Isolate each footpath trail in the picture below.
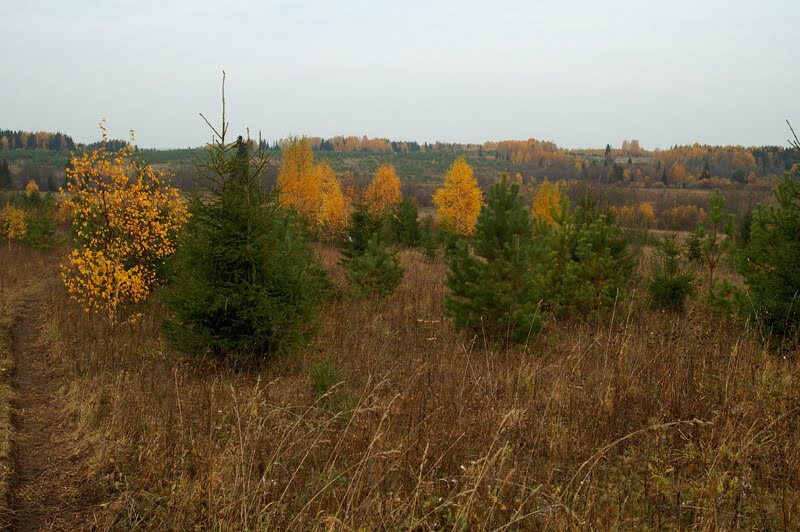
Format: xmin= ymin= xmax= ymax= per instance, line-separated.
xmin=8 ymin=297 xmax=91 ymax=531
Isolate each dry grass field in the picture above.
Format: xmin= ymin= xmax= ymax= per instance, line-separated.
xmin=0 ymin=242 xmax=797 ymax=529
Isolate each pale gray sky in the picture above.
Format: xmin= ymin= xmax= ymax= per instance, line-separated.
xmin=4 ymin=0 xmax=799 ymax=149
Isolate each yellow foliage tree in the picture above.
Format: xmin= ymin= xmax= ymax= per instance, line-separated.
xmin=364 ymin=164 xmax=402 ymax=216
xmin=278 ymin=138 xmax=349 ymax=234
xmin=0 ymin=204 xmax=27 ymax=248
xmin=315 ymin=161 xmax=349 ymax=234
xmin=432 ymin=156 xmax=483 ymax=235
xmin=60 ymin=132 xmax=187 ymax=323
xmin=277 ymin=137 xmax=319 ymax=222
xmin=25 ymin=180 xmax=39 ymax=196
xmin=638 ymin=201 xmax=655 ymax=227
xmin=532 ymin=179 xmax=563 ymax=225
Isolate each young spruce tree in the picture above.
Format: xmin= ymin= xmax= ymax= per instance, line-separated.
xmin=445 ymin=176 xmax=545 ymax=343
xmin=340 ymin=202 xmax=403 ymax=297
xmin=162 ymin=83 xmax=328 ymax=362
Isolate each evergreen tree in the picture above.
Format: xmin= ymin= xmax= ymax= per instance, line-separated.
xmin=420 ymin=215 xmax=438 ymax=261
xmin=646 ymin=234 xmax=696 ymax=311
xmin=340 ymin=202 xmax=386 ymax=261
xmin=700 ymin=161 xmax=711 ymax=180
xmin=340 ymin=202 xmax=402 ymax=297
xmin=738 ymin=173 xmax=800 ymax=344
xmin=162 ymin=93 xmax=328 ymax=362
xmin=534 ymin=197 xmax=635 ymax=318
xmin=0 ymin=159 xmax=11 ymax=189
xmin=389 ymin=197 xmax=420 ymax=246
xmin=345 ymin=238 xmax=404 ymax=297
xmin=445 ymin=177 xmax=545 ymax=343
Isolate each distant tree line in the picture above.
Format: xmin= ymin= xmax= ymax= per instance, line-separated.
xmin=0 ymin=129 xmax=76 ymax=151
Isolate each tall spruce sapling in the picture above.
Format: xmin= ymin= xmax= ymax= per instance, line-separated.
xmin=445 ymin=176 xmax=545 ymax=344
xmin=389 ymin=197 xmax=421 ymax=247
xmin=646 ymin=234 xmax=696 ymax=311
xmin=737 ymin=136 xmax=800 ymax=344
xmin=161 ymin=77 xmax=329 ymax=362
xmin=697 ymin=189 xmax=735 ymax=288
xmin=340 ymin=202 xmax=403 ymax=297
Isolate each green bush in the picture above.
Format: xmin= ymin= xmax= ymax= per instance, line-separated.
xmin=646 ymin=234 xmax=696 ymax=311
xmin=737 ymin=174 xmax=800 ymax=344
xmin=388 ymin=197 xmax=420 ymax=247
xmin=344 ymin=238 xmax=404 ymax=297
xmin=23 ymin=193 xmax=59 ymax=249
xmin=445 ymin=177 xmax=545 ymax=343
xmin=340 ymin=202 xmax=386 ymax=260
xmin=535 ymin=200 xmax=635 ymax=318
xmin=161 ymin=134 xmax=329 ymax=363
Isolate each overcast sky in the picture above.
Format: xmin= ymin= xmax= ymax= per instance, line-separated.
xmin=4 ymin=0 xmax=798 ymax=149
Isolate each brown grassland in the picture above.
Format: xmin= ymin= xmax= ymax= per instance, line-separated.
xmin=0 ymin=241 xmax=798 ymax=529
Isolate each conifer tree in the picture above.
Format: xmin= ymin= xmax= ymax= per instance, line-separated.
xmin=340 ymin=202 xmax=403 ymax=297
xmin=738 ymin=170 xmax=800 ymax=344
xmin=646 ymin=234 xmax=696 ymax=311
xmin=445 ymin=177 xmax=545 ymax=343
xmin=162 ymin=81 xmax=328 ymax=361
xmin=389 ymin=197 xmax=420 ymax=246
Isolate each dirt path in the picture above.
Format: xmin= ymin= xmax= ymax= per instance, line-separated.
xmin=8 ymin=299 xmax=90 ymax=531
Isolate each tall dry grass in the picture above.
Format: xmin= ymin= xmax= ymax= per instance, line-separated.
xmin=13 ymin=244 xmax=799 ymax=529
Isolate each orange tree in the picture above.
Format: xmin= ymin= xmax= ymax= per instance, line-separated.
xmin=60 ymin=131 xmax=187 ymax=323
xmin=531 ymin=179 xmax=564 ymax=225
xmin=432 ymin=156 xmax=483 ymax=236
xmin=278 ymin=138 xmax=348 ymax=235
xmin=364 ymin=164 xmax=402 ymax=216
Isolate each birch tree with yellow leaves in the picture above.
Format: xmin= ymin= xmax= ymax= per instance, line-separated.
xmin=432 ymin=156 xmax=483 ymax=236
xmin=0 ymin=204 xmax=27 ymax=249
xmin=278 ymin=137 xmax=349 ymax=234
xmin=60 ymin=128 xmax=187 ymax=323
xmin=364 ymin=164 xmax=402 ymax=216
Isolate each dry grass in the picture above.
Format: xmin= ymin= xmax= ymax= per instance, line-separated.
xmin=0 ymin=246 xmax=55 ymax=527
xmin=6 ymin=244 xmax=800 ymax=529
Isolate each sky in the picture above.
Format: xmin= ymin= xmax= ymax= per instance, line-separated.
xmin=3 ymin=0 xmax=799 ymax=150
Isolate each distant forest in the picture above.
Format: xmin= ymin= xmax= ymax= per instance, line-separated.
xmin=1 ymin=128 xmax=797 ymax=194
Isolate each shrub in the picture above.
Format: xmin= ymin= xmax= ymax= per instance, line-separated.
xmin=0 ymin=204 xmax=26 ymax=248
xmin=60 ymin=130 xmax=187 ymax=323
xmin=310 ymin=359 xmax=354 ymax=413
xmin=646 ymin=234 xmax=696 ymax=311
xmin=737 ymin=174 xmax=800 ymax=344
xmin=162 ymin=104 xmax=329 ymax=361
xmin=445 ymin=177 xmax=544 ymax=343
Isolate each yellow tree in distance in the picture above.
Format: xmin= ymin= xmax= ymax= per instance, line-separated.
xmin=364 ymin=164 xmax=402 ymax=216
xmin=278 ymin=137 xmax=348 ymax=234
xmin=0 ymin=204 xmax=27 ymax=249
xmin=25 ymin=180 xmax=39 ymax=196
xmin=277 ymin=137 xmax=318 ymax=222
xmin=432 ymin=156 xmax=483 ymax=235
xmin=315 ymin=161 xmax=349 ymax=233
xmin=60 ymin=127 xmax=188 ymax=323
xmin=532 ymin=179 xmax=564 ymax=225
